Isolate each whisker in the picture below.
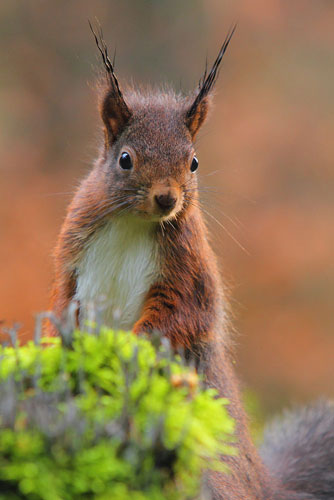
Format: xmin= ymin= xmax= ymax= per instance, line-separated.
xmin=118 ymin=188 xmax=141 ymax=193
xmin=159 ymin=220 xmax=165 ymax=236
xmin=188 ymin=201 xmax=250 ymax=256
xmin=89 ymin=198 xmax=135 ymax=224
xmin=199 ymin=199 xmax=243 ymax=231
xmin=39 ymin=191 xmax=76 ymax=198
xmin=193 ymin=192 xmax=245 ymax=230
xmin=200 ymin=169 xmax=221 ymax=178
xmin=184 ymin=179 xmax=257 ymax=205
xmin=166 ymin=219 xmax=175 ymax=229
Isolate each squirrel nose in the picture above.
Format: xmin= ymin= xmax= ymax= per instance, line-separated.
xmin=154 ymin=193 xmax=177 ymax=212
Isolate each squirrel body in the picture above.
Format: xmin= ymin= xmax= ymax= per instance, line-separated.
xmin=49 ymin=26 xmax=334 ymax=500
xmin=50 ymin=77 xmax=225 ymax=347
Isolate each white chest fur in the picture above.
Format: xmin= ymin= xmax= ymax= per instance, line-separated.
xmin=75 ymin=217 xmax=159 ymax=330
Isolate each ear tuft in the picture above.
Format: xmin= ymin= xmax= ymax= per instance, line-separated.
xmin=89 ymin=20 xmax=131 ymax=146
xmin=186 ymin=25 xmax=236 ymax=139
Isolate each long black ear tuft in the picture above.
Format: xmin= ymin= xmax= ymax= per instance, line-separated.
xmin=186 ymin=25 xmax=236 ymax=139
xmin=89 ymin=20 xmax=131 ymax=146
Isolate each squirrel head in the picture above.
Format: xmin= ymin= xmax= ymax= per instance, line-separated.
xmin=90 ymin=23 xmax=235 ymax=222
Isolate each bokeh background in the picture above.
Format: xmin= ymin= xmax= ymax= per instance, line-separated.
xmin=1 ymin=0 xmax=333 ymax=418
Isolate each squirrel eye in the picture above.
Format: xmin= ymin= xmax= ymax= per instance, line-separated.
xmin=190 ymin=156 xmax=199 ymax=173
xmin=119 ymin=152 xmax=133 ymax=170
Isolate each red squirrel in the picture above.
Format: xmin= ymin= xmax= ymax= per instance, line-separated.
xmin=49 ymin=25 xmax=334 ymax=500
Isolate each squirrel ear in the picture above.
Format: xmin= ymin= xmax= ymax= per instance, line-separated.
xmin=185 ymin=95 xmax=211 ymax=139
xmin=100 ymin=90 xmax=131 ymax=145
xmin=89 ymin=21 xmax=132 ymax=146
xmin=185 ymin=26 xmax=236 ymax=140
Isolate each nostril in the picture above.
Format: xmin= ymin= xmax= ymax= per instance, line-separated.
xmin=155 ymin=193 xmax=177 ymax=211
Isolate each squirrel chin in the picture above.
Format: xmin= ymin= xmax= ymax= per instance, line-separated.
xmin=131 ymin=209 xmax=181 ymax=223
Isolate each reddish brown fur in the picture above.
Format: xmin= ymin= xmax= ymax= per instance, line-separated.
xmin=48 ymin=34 xmax=316 ymax=500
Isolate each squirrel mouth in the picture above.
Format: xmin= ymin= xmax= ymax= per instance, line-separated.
xmin=143 ymin=207 xmax=181 ymax=223
xmin=133 ymin=203 xmax=182 ymax=223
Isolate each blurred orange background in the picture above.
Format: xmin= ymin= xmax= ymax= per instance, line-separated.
xmin=1 ymin=0 xmax=333 ymax=416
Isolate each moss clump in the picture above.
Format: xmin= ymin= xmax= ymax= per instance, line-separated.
xmin=0 ymin=327 xmax=235 ymax=499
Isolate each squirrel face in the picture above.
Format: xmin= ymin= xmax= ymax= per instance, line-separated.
xmin=100 ymin=92 xmax=200 ymax=222
xmin=89 ymin=23 xmax=235 ymax=225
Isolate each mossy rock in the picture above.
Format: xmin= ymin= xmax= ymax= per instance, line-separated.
xmin=0 ymin=326 xmax=235 ymax=499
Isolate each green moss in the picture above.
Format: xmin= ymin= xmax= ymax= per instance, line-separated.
xmin=0 ymin=327 xmax=235 ymax=499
